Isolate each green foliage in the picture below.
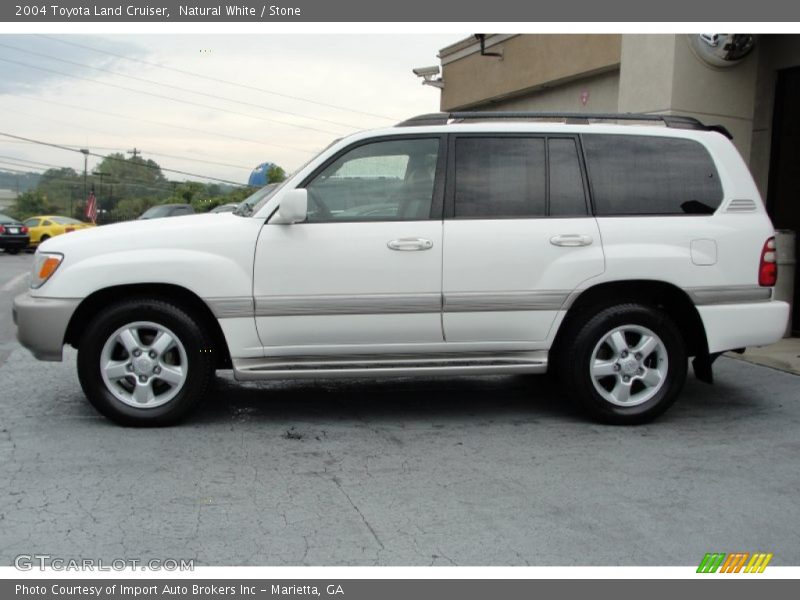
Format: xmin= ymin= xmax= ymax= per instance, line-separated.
xmin=0 ymin=170 xmax=40 ymax=193
xmin=267 ymin=165 xmax=286 ymax=183
xmin=9 ymin=189 xmax=60 ymax=220
xmin=8 ymin=153 xmax=287 ymax=223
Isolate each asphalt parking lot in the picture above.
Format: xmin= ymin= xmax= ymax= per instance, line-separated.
xmin=1 ymin=250 xmax=799 ymax=566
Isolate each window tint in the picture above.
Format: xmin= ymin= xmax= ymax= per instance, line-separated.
xmin=548 ymin=138 xmax=587 ymax=216
xmin=454 ymin=137 xmax=546 ymax=218
xmin=305 ymin=138 xmax=439 ymax=222
xmin=582 ymin=134 xmax=723 ymax=215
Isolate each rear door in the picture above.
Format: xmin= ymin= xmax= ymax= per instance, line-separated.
xmin=442 ymin=134 xmax=605 ymax=343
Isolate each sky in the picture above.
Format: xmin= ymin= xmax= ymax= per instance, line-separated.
xmin=0 ymin=33 xmax=462 ymax=187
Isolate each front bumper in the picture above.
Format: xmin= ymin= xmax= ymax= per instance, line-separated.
xmin=13 ymin=292 xmax=81 ymax=361
xmin=698 ymin=300 xmax=790 ymax=354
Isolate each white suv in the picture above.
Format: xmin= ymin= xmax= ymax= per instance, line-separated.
xmin=13 ymin=112 xmax=790 ymax=426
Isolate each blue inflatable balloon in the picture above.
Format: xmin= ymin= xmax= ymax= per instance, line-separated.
xmin=248 ymin=162 xmax=276 ymax=187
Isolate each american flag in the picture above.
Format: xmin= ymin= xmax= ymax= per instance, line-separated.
xmin=85 ymin=189 xmax=97 ymax=223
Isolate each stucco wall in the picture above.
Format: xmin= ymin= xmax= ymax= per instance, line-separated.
xmin=440 ymin=34 xmax=621 ymax=111
xmin=472 ymin=70 xmax=620 ymax=113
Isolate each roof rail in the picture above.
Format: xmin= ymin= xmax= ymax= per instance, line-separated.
xmin=396 ymin=111 xmax=733 ymax=139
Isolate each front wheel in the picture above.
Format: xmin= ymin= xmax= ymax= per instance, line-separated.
xmin=557 ymin=304 xmax=687 ymax=424
xmin=77 ymin=298 xmax=214 ymax=426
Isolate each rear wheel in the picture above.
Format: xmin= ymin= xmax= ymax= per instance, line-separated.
xmin=77 ymin=298 xmax=214 ymax=426
xmin=557 ymin=304 xmax=687 ymax=424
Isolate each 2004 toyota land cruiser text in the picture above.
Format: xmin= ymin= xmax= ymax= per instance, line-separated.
xmin=12 ymin=112 xmax=790 ymax=426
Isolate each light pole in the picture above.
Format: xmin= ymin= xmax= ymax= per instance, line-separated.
xmin=79 ymin=148 xmax=89 ymax=218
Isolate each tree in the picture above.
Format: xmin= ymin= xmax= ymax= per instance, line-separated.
xmin=11 ymin=190 xmax=59 ymax=219
xmin=91 ymin=153 xmax=170 ymax=207
xmin=267 ymin=165 xmax=286 ymax=183
xmin=35 ymin=168 xmax=82 ymax=215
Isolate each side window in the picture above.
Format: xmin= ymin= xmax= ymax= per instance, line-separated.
xmin=582 ymin=134 xmax=724 ymax=215
xmin=548 ymin=138 xmax=587 ymax=216
xmin=454 ymin=137 xmax=546 ymax=218
xmin=305 ymin=138 xmax=440 ymax=222
xmin=42 ymin=220 xmax=53 ymax=226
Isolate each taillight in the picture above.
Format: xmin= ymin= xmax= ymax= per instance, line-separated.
xmin=759 ymin=236 xmax=778 ymax=287
xmin=20 ymin=226 xmax=28 ymax=234
xmin=0 ymin=225 xmax=5 ymax=234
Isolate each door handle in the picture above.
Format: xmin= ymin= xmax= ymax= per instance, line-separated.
xmin=387 ymin=237 xmax=434 ymax=251
xmin=550 ymin=234 xmax=593 ymax=247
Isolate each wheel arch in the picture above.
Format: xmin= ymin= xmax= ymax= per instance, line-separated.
xmin=553 ymin=279 xmax=709 ymax=361
xmin=64 ymin=283 xmax=232 ymax=369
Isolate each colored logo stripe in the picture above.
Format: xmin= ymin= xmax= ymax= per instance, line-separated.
xmin=697 ymin=552 xmax=773 ymax=573
xmin=745 ymin=553 xmax=773 ymax=573
xmin=697 ymin=553 xmax=726 ymax=573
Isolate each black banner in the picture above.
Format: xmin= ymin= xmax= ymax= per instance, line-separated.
xmin=3 ymin=0 xmax=800 ymax=22
xmin=4 ymin=579 xmax=800 ymax=600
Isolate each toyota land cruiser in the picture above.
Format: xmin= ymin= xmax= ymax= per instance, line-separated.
xmin=13 ymin=112 xmax=790 ymax=426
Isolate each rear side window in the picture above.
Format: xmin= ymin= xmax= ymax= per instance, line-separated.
xmin=453 ymin=136 xmax=588 ymax=218
xmin=454 ymin=137 xmax=546 ymax=218
xmin=582 ymin=134 xmax=723 ymax=215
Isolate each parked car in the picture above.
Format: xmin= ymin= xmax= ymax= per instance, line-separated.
xmin=209 ymin=203 xmax=239 ymax=213
xmin=13 ymin=112 xmax=789 ymax=426
xmin=138 ymin=204 xmax=194 ymax=219
xmin=0 ymin=213 xmax=29 ymax=254
xmin=23 ymin=216 xmax=95 ymax=247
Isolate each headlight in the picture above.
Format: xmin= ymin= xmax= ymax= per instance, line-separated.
xmin=31 ymin=252 xmax=64 ymax=289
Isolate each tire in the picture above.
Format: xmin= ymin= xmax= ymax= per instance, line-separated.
xmin=557 ymin=303 xmax=687 ymax=425
xmin=39 ymin=235 xmax=50 ymax=243
xmin=77 ymin=298 xmax=214 ymax=426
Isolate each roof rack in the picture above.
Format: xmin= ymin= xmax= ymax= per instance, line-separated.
xmin=396 ymin=111 xmax=733 ymax=139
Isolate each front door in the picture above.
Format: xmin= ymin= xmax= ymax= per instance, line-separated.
xmin=253 ymin=136 xmax=445 ymax=354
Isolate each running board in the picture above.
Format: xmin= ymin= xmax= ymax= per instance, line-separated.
xmin=232 ymin=351 xmax=549 ymax=380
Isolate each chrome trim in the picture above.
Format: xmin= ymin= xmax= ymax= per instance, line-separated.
xmin=254 ymin=293 xmax=441 ymax=317
xmin=387 ymin=237 xmax=434 ymax=251
xmin=443 ymin=291 xmax=571 ymax=312
xmin=725 ymin=199 xmax=757 ymax=213
xmin=233 ymin=350 xmax=548 ymax=380
xmin=206 ymin=297 xmax=254 ymax=319
xmin=685 ymin=285 xmax=772 ymax=305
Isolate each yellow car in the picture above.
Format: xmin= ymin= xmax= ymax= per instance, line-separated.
xmin=23 ymin=216 xmax=95 ymax=247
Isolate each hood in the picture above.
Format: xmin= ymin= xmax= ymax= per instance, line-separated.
xmin=38 ymin=213 xmax=263 ymax=261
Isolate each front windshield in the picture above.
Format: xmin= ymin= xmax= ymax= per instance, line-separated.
xmin=52 ymin=216 xmax=82 ymax=225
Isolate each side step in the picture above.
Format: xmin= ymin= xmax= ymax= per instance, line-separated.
xmin=232 ymin=351 xmax=548 ymax=381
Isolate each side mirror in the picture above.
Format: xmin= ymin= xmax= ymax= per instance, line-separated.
xmin=271 ymin=189 xmax=308 ymax=224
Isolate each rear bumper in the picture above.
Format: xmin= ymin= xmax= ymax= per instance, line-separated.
xmin=698 ymin=300 xmax=790 ymax=354
xmin=1 ymin=236 xmax=30 ymax=248
xmin=13 ymin=292 xmax=81 ymax=361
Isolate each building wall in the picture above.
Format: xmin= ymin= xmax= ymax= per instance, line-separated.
xmin=474 ymin=70 xmax=620 ymax=113
xmin=440 ymin=34 xmax=621 ymax=111
xmin=619 ymin=34 xmax=759 ymax=163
